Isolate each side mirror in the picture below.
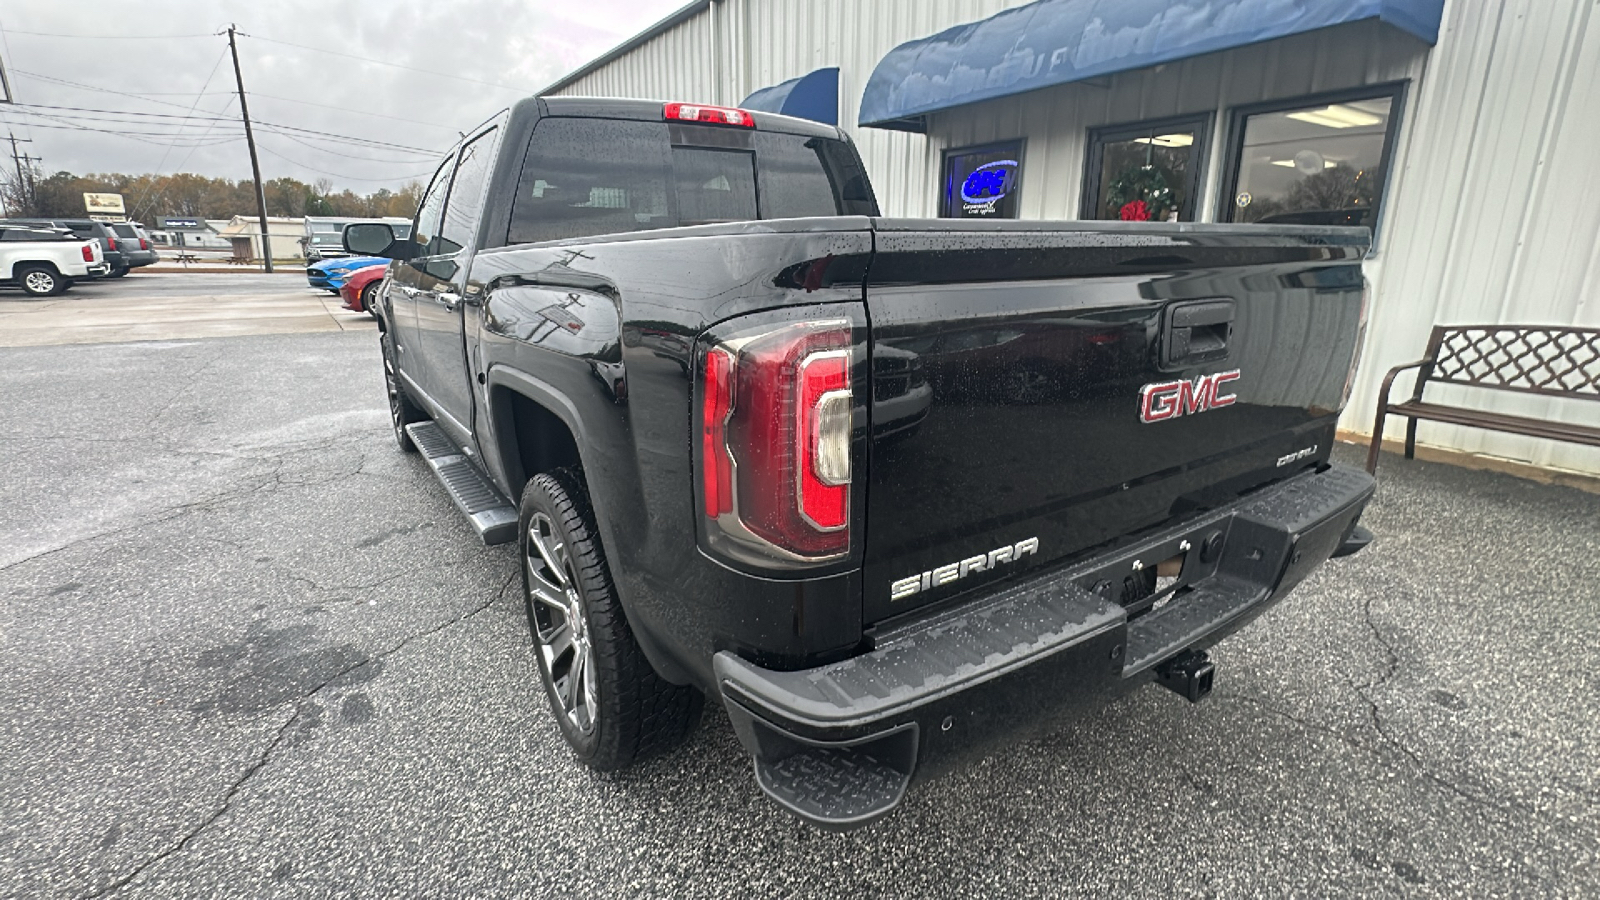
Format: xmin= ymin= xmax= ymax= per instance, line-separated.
xmin=343 ymin=222 xmax=420 ymax=259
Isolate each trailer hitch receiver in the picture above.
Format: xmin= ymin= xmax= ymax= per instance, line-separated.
xmin=1156 ymin=650 xmax=1215 ymax=703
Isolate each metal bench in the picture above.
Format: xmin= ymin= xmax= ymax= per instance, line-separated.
xmin=1366 ymin=325 xmax=1600 ymax=473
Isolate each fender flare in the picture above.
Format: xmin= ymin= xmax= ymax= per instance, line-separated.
xmin=483 ymin=364 xmax=693 ymax=686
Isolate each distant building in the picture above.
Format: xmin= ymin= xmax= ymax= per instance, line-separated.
xmin=152 ymin=217 xmax=230 ymax=250
xmin=215 ymin=216 xmax=305 ymax=261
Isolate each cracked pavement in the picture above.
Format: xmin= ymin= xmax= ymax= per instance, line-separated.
xmin=2 ymin=306 xmax=1598 ymax=897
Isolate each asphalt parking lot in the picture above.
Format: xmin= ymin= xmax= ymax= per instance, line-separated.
xmin=0 ymin=271 xmax=369 ymax=347
xmin=1 ymin=276 xmax=1597 ymax=898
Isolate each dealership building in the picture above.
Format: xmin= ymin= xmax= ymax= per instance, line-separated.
xmin=543 ymin=0 xmax=1599 ymax=476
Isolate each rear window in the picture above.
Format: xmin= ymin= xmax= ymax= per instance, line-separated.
xmin=507 ymin=117 xmax=878 ymax=246
xmin=111 ymin=224 xmax=137 ymax=238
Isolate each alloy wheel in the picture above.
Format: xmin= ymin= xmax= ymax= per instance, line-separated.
xmin=382 ymin=340 xmax=404 ymax=439
xmin=24 ymin=271 xmax=54 ymax=294
xmin=526 ymin=511 xmax=598 ymax=734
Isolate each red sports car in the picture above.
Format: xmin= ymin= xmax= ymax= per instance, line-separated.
xmin=338 ymin=263 xmax=388 ymax=318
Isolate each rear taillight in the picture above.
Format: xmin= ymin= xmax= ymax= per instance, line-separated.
xmin=139 ymin=238 xmax=149 ymax=251
xmin=665 ymin=101 xmax=756 ymax=128
xmin=698 ymin=315 xmax=858 ymax=567
xmin=81 ymin=244 xmax=93 ymax=262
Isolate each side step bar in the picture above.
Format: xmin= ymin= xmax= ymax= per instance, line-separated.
xmin=405 ymin=421 xmax=518 ymax=545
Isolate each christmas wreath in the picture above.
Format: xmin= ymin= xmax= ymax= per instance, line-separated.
xmin=1106 ymin=164 xmax=1175 ymax=222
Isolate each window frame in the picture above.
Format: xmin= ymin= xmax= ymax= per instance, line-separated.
xmin=436 ymin=125 xmax=500 ymax=258
xmin=938 ymin=138 xmax=1027 ymax=219
xmin=1215 ymin=80 xmax=1409 ymax=236
xmin=1079 ymin=111 xmax=1214 ymax=222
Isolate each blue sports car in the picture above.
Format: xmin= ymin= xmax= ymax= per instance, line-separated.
xmin=307 ymin=256 xmax=387 ymax=293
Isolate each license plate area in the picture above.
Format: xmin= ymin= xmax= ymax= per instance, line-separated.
xmin=1071 ymin=519 xmax=1235 ymax=621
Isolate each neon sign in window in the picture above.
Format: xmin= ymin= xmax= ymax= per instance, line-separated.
xmin=941 ymin=141 xmax=1023 ymax=218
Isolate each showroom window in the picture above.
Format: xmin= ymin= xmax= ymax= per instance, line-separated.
xmin=1221 ymin=83 xmax=1405 ymax=229
xmin=1081 ymin=114 xmax=1212 ymax=222
xmin=940 ymin=140 xmax=1024 ymax=218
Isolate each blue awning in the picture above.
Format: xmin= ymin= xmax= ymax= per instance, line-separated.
xmin=741 ymin=67 xmax=839 ymax=126
xmin=860 ymin=0 xmax=1444 ymax=130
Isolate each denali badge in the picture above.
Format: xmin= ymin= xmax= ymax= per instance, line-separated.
xmin=1277 ymin=444 xmax=1318 ymax=467
xmin=1139 ymin=370 xmax=1240 ymax=423
xmin=890 ymin=537 xmax=1039 ymax=601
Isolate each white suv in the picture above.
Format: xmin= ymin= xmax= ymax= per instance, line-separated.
xmin=0 ymin=224 xmax=106 ymax=296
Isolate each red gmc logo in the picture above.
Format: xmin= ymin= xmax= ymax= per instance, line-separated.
xmin=1139 ymin=370 xmax=1241 ymax=423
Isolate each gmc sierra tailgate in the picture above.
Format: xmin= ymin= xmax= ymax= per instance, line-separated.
xmin=861 ymin=220 xmax=1369 ymax=624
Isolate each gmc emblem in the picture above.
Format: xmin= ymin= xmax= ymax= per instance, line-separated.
xmin=1139 ymin=370 xmax=1240 ymax=423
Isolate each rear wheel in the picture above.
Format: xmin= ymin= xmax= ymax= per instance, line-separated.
xmin=17 ymin=265 xmax=65 ymax=297
xmin=107 ymin=266 xmax=129 ymax=278
xmin=519 ymin=469 xmax=702 ymax=771
xmin=380 ymin=331 xmax=424 ymax=452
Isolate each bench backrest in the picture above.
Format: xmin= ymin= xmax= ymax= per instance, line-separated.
xmin=1421 ymin=325 xmax=1600 ymax=401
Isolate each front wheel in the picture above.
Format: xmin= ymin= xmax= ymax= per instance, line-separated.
xmin=380 ymin=332 xmax=424 ymax=452
xmin=519 ymin=469 xmax=701 ymax=771
xmin=360 ymin=282 xmax=379 ymax=317
xmin=17 ymin=265 xmax=65 ymax=297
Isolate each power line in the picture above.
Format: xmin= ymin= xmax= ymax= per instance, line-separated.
xmin=131 ymin=45 xmax=233 ymax=222
xmin=3 ymin=30 xmax=216 ymax=39
xmin=0 ymin=119 xmax=239 ymax=143
xmin=252 ymin=121 xmax=438 ymax=155
xmin=246 ymin=92 xmax=457 ymax=130
xmin=14 ymin=68 xmax=240 ymax=115
xmin=254 ymin=141 xmax=433 ymax=183
xmin=262 ymin=130 xmax=439 ymax=165
xmin=12 ymin=71 xmax=441 ymax=154
xmin=236 ymin=32 xmax=533 ymax=95
xmin=8 ymin=102 xmax=241 ymax=124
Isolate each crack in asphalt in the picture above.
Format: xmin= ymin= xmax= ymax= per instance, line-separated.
xmin=1234 ymin=594 xmax=1529 ymax=822
xmin=146 ymin=349 xmax=227 ymax=427
xmin=78 ymin=571 xmax=517 ymax=899
xmin=1353 ymin=594 xmax=1527 ymax=816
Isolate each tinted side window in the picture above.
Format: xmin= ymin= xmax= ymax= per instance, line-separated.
xmin=438 ymin=128 xmax=497 ymax=255
xmin=414 ymin=154 xmax=456 ymax=255
xmin=753 ymin=133 xmax=863 ymax=219
xmin=508 ymin=118 xmax=671 ymax=246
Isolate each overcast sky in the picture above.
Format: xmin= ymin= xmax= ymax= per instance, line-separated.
xmin=0 ymin=0 xmax=686 ymax=192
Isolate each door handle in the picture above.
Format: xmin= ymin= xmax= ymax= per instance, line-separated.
xmin=1162 ymin=299 xmax=1234 ymax=368
xmin=437 ymin=291 xmax=462 ymax=311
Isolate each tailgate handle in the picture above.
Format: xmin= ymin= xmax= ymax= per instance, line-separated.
xmin=1163 ymin=300 xmax=1234 ymax=368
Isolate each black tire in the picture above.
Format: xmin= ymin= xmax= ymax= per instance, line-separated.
xmin=107 ymin=266 xmax=130 ymax=278
xmin=17 ymin=264 xmax=66 ymax=297
xmin=519 ymin=469 xmax=702 ymax=771
xmin=360 ymin=282 xmax=379 ymax=317
xmin=381 ymin=331 xmax=425 ymax=452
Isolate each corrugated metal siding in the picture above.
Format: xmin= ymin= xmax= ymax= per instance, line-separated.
xmin=548 ymin=0 xmax=1041 ymax=219
xmin=549 ymin=0 xmax=1600 ymax=474
xmin=1346 ymin=0 xmax=1600 ymax=474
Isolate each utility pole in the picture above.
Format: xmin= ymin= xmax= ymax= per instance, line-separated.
xmin=7 ymin=132 xmax=33 ymax=216
xmin=227 ymin=25 xmax=273 ymax=272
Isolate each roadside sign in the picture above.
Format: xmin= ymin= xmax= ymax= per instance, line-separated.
xmin=84 ymin=192 xmax=126 ymax=215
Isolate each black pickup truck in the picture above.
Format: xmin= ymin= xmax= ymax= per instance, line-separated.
xmin=343 ymin=96 xmax=1375 ymax=830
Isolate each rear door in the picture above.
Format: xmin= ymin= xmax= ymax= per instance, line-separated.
xmin=412 ymin=124 xmax=500 ymax=445
xmin=860 ymin=223 xmax=1367 ymax=623
xmin=388 ymin=151 xmax=455 ymax=403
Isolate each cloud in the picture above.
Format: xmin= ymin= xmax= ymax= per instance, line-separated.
xmin=0 ymin=0 xmax=685 ymax=196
